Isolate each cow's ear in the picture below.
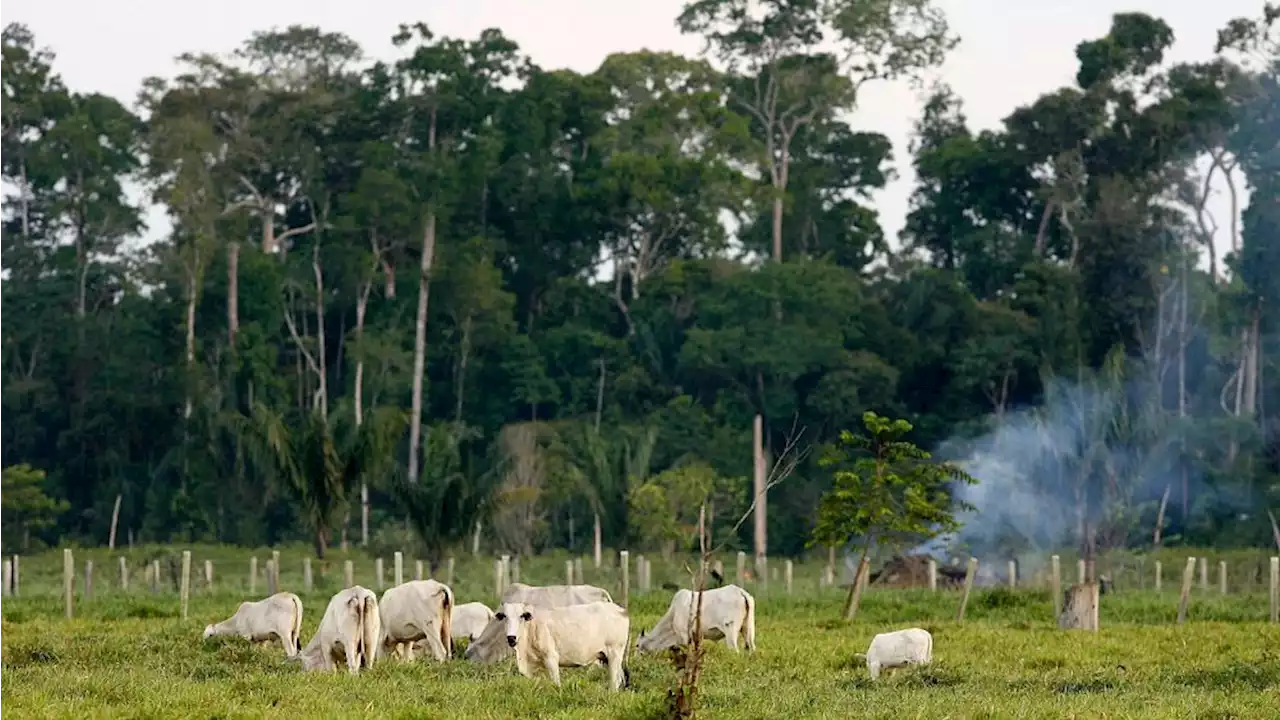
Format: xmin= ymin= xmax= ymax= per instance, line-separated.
xmin=520 ymin=611 xmax=532 ymax=621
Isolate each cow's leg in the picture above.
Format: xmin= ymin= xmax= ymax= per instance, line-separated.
xmin=404 ymin=641 xmax=415 ymax=662
xmin=420 ymin=629 xmax=448 ymax=662
xmin=543 ymin=652 xmax=561 ymax=687
xmin=345 ymin=642 xmax=361 ymax=675
xmin=606 ymin=648 xmax=624 ymax=690
xmin=723 ymin=623 xmax=739 ymax=651
xmin=514 ymin=649 xmax=535 ymax=679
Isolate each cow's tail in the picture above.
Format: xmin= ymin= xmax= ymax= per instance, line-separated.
xmin=290 ymin=593 xmax=304 ymax=655
xmin=360 ymin=593 xmax=381 ymax=669
xmin=439 ymin=584 xmax=454 ymax=657
xmin=741 ymin=587 xmax=756 ymax=651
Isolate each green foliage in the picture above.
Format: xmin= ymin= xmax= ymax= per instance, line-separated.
xmin=388 ymin=422 xmax=500 ymax=566
xmin=812 ymin=411 xmax=977 ymax=551
xmin=2 ymin=6 xmax=1278 ymax=558
xmin=1 ymin=464 xmax=69 ymax=551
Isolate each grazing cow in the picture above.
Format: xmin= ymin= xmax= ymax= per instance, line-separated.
xmin=379 ymin=580 xmax=454 ymax=662
xmin=202 ymin=592 xmax=303 ymax=657
xmin=296 ymin=586 xmax=381 ymax=674
xmin=861 ymin=627 xmax=933 ymax=680
xmin=636 ymin=584 xmax=756 ymax=653
xmin=500 ymin=582 xmax=613 ymax=607
xmin=493 ymin=601 xmax=631 ymax=690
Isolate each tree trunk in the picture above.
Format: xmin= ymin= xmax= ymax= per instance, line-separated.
xmin=752 ymin=414 xmax=768 ymax=568
xmin=454 ymin=316 xmax=472 ymax=423
xmin=227 ymin=240 xmax=240 ymax=346
xmin=184 ymin=269 xmax=198 ymax=420
xmin=312 ymin=245 xmax=328 ymax=421
xmin=355 ymin=277 xmax=372 ymax=546
xmin=315 ymin=526 xmax=329 ymax=560
xmin=842 ymin=548 xmax=871 ymax=621
xmin=1058 ymin=583 xmax=1099 ymax=630
xmin=406 ymin=206 xmax=437 ymax=484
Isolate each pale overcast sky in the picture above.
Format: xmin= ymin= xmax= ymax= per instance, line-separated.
xmin=2 ymin=0 xmax=1256 ymax=264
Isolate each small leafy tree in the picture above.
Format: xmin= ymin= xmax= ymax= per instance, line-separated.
xmin=388 ymin=422 xmax=501 ymax=570
xmin=812 ymin=411 xmax=977 ymax=620
xmin=1 ymin=464 xmax=69 ymax=551
xmin=230 ymin=403 xmax=406 ymax=558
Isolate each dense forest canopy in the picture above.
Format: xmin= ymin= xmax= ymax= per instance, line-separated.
xmin=3 ymin=1 xmax=1278 ymax=562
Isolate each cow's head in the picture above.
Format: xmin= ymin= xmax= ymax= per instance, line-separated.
xmin=464 ymin=617 xmax=513 ymax=663
xmin=202 ymin=624 xmax=215 ymax=639
xmin=495 ymin=602 xmax=533 ymax=648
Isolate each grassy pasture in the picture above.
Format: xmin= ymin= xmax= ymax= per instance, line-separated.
xmin=2 ymin=546 xmax=1278 ymax=719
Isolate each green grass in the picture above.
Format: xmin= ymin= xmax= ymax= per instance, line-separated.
xmin=3 ymin=546 xmax=1279 ymax=718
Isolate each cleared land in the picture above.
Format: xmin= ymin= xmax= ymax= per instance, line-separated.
xmin=2 ymin=547 xmax=1278 ymax=719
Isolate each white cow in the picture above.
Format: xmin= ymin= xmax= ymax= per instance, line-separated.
xmin=297 ymin=586 xmax=381 ymax=674
xmin=451 ymin=602 xmax=496 ymax=643
xmin=202 ymin=592 xmax=303 ymax=657
xmin=861 ymin=627 xmax=933 ymax=680
xmin=494 ymin=601 xmax=631 ymax=690
xmin=465 ymin=584 xmax=614 ymax=664
xmin=500 ymin=582 xmax=613 ymax=607
xmin=379 ymin=580 xmax=454 ymax=662
xmin=636 ymin=584 xmax=756 ymax=653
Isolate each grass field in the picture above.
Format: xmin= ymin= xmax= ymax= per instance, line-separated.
xmin=3 ymin=546 xmax=1279 ymax=719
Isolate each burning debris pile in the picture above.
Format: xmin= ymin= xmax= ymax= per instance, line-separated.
xmin=869 ymin=555 xmax=968 ymax=589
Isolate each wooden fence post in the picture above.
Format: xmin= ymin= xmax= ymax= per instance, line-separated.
xmin=303 ymin=558 xmax=313 ymax=592
xmin=956 ymin=557 xmax=978 ymax=622
xmin=119 ymin=556 xmax=129 ymax=591
xmin=344 ymin=560 xmax=354 ymax=589
xmin=84 ymin=559 xmax=94 ymax=600
xmin=573 ymin=557 xmax=583 ymax=586
xmin=394 ymin=551 xmax=403 ymax=586
xmin=1198 ymin=557 xmax=1208 ymax=590
xmin=500 ymin=555 xmax=510 ymax=592
xmin=415 ymin=560 xmax=424 ymax=582
xmin=566 ymin=560 xmax=574 ymax=586
xmin=266 ymin=559 xmax=277 ymax=595
xmin=785 ymin=559 xmax=794 ymax=594
xmin=204 ymin=560 xmax=213 ymax=591
xmin=494 ymin=559 xmax=504 ymax=599
xmin=272 ymin=551 xmax=281 ymax=590
xmin=927 ymin=558 xmax=937 ymax=592
xmin=1051 ymin=555 xmax=1062 ymax=619
xmin=736 ymin=551 xmax=746 ymax=584
xmin=1155 ymin=560 xmax=1162 ymax=591
xmin=63 ymin=549 xmax=74 ymax=618
xmin=250 ymin=557 xmax=258 ymax=595
xmin=1177 ymin=557 xmax=1196 ymax=625
xmin=512 ymin=556 xmax=522 ymax=584
xmin=446 ymin=557 xmax=455 ymax=587
xmin=180 ymin=550 xmax=191 ymax=621
xmin=620 ymin=550 xmax=630 ymax=608
xmin=1008 ymin=560 xmax=1017 ymax=588
xmin=1218 ymin=561 xmax=1227 ymax=595
xmin=1269 ymin=557 xmax=1278 ymax=623
xmin=375 ymin=558 xmax=384 ymax=590
xmin=151 ymin=560 xmax=160 ymax=593
xmin=2 ymin=559 xmax=10 ymax=597
xmin=11 ymin=555 xmax=19 ymax=596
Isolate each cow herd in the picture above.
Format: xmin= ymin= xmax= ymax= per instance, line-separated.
xmin=201 ymin=579 xmax=934 ymax=687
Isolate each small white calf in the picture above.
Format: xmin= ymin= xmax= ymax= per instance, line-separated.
xmin=862 ymin=627 xmax=933 ymax=680
xmin=203 ymin=592 xmax=303 ymax=657
xmin=379 ymin=580 xmax=454 ymax=662
xmin=636 ymin=584 xmax=756 ymax=653
xmin=298 ymin=586 xmax=381 ymax=674
xmin=495 ymin=601 xmax=631 ymax=690
xmin=500 ymin=582 xmax=613 ymax=607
